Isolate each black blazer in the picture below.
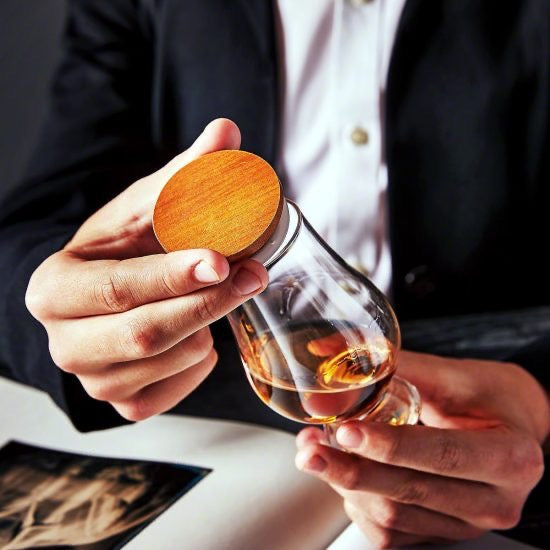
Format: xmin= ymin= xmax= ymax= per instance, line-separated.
xmin=0 ymin=0 xmax=549 ymax=432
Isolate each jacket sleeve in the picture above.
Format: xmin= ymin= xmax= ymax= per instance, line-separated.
xmin=0 ymin=1 xmax=158 ymax=431
xmin=506 ymin=337 xmax=550 ymax=391
xmin=401 ymin=306 xmax=550 ymax=391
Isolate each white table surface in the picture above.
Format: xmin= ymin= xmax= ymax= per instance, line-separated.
xmin=0 ymin=377 xmax=540 ymax=549
xmin=0 ymin=377 xmax=348 ymax=549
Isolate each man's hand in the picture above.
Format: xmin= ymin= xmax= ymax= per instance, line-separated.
xmin=25 ymin=119 xmax=268 ymax=421
xmin=295 ymin=351 xmax=549 ymax=548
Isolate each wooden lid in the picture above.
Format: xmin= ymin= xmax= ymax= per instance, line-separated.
xmin=153 ymin=150 xmax=283 ymax=261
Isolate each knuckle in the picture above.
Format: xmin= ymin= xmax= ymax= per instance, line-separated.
xmin=208 ymin=347 xmax=219 ymax=366
xmin=197 ymin=327 xmax=214 ymax=352
xmin=343 ymin=499 xmax=357 ymax=521
xmin=121 ymin=318 xmax=163 ymax=358
xmin=25 ymin=261 xmax=58 ymax=319
xmin=98 ymin=270 xmax=133 ymax=313
xmin=186 ymin=328 xmax=215 ymax=363
xmin=374 ymin=529 xmax=398 ymax=550
xmin=192 ymin=293 xmax=219 ymax=326
xmin=494 ymin=431 xmax=545 ymax=487
xmin=511 ymin=437 xmax=545 ymax=485
xmin=528 ymin=446 xmax=545 ymax=485
xmin=25 ymin=281 xmax=48 ymax=319
xmin=200 ymin=348 xmax=219 ymax=373
xmin=82 ymin=380 xmax=116 ymax=402
xmin=115 ymin=394 xmax=151 ymax=422
xmin=344 ymin=499 xmax=398 ymax=548
xmin=481 ymin=505 xmax=522 ymax=530
xmin=338 ymin=458 xmax=362 ymax=491
xmin=157 ymin=263 xmax=181 ymax=298
xmin=433 ymin=435 xmax=462 ymax=473
xmin=395 ymin=478 xmax=430 ymax=505
xmin=499 ymin=506 xmax=522 ymax=530
xmin=375 ymin=427 xmax=402 ymax=464
xmin=374 ymin=500 xmax=401 ymax=530
xmin=343 ymin=500 xmax=369 ymax=531
xmin=476 ymin=494 xmax=522 ymax=530
xmin=48 ymin=341 xmax=80 ymax=374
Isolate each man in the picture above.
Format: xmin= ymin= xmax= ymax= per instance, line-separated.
xmin=1 ymin=1 xmax=548 ymax=546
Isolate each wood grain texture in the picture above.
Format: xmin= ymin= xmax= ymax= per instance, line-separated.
xmin=153 ymin=150 xmax=283 ymax=261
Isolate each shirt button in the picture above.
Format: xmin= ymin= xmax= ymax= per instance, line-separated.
xmin=403 ymin=265 xmax=436 ymax=298
xmin=350 ymin=127 xmax=369 ymax=146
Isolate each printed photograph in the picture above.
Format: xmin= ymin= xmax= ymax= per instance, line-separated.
xmin=0 ymin=441 xmax=211 ymax=549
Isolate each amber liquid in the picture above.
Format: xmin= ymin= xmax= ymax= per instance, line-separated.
xmin=236 ymin=319 xmax=396 ymax=424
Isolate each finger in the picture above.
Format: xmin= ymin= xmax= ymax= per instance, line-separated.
xmin=335 ymin=421 xmax=539 ymax=486
xmin=158 ymin=118 xmax=241 ymax=181
xmin=343 ymin=500 xmax=438 ymax=549
xmin=296 ymin=427 xmax=325 ymax=449
xmin=48 ymin=260 xmax=267 ymax=371
xmin=112 ymin=347 xmax=218 ymax=421
xmin=295 ymin=443 xmax=521 ymax=530
xmin=79 ymin=328 xmax=213 ymax=402
xmin=306 ymin=332 xmax=347 ymax=357
xmin=343 ymin=494 xmax=485 ymax=541
xmin=37 ymin=249 xmax=230 ymax=318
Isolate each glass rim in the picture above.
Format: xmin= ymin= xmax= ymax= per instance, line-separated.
xmin=263 ymin=200 xmax=303 ymax=269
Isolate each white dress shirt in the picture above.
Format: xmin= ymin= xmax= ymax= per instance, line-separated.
xmin=275 ymin=0 xmax=406 ymax=294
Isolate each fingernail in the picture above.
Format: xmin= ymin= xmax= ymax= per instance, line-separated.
xmin=233 ymin=267 xmax=263 ymax=296
xmin=297 ymin=453 xmax=327 ymax=474
xmin=194 ymin=261 xmax=220 ymax=283
xmin=336 ymin=425 xmax=363 ymax=448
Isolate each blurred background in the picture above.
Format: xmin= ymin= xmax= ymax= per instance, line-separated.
xmin=0 ymin=0 xmax=65 ymax=200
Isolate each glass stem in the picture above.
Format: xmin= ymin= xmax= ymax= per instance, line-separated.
xmin=322 ymin=377 xmax=421 ymax=449
xmin=323 ymin=422 xmax=345 ymax=450
xmin=366 ymin=377 xmax=421 ymax=426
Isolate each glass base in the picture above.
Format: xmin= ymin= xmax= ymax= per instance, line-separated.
xmin=363 ymin=376 xmax=421 ymax=426
xmin=324 ymin=376 xmax=421 ymax=447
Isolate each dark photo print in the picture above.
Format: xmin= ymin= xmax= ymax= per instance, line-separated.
xmin=0 ymin=441 xmax=211 ymax=549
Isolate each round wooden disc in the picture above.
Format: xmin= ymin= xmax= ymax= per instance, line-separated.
xmin=153 ymin=150 xmax=283 ymax=261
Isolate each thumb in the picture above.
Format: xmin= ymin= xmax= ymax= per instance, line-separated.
xmin=396 ymin=351 xmax=521 ymax=431
xmin=110 ymin=117 xmax=241 ymax=207
xmin=159 ymin=118 xmax=241 ymax=181
xmin=127 ymin=117 xmax=241 ymax=208
xmin=68 ymin=119 xmax=241 ymax=255
xmin=397 ymin=350 xmax=477 ymax=411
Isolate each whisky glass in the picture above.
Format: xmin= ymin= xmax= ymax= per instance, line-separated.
xmin=227 ymin=201 xmax=420 ymax=446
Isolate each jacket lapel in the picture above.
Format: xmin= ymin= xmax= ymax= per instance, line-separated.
xmin=158 ymin=0 xmax=278 ymax=165
xmin=385 ymin=0 xmax=444 ymax=313
xmin=235 ymin=0 xmax=279 ymax=163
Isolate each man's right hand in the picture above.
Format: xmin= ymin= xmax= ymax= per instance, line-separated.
xmin=25 ymin=119 xmax=268 ymax=421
